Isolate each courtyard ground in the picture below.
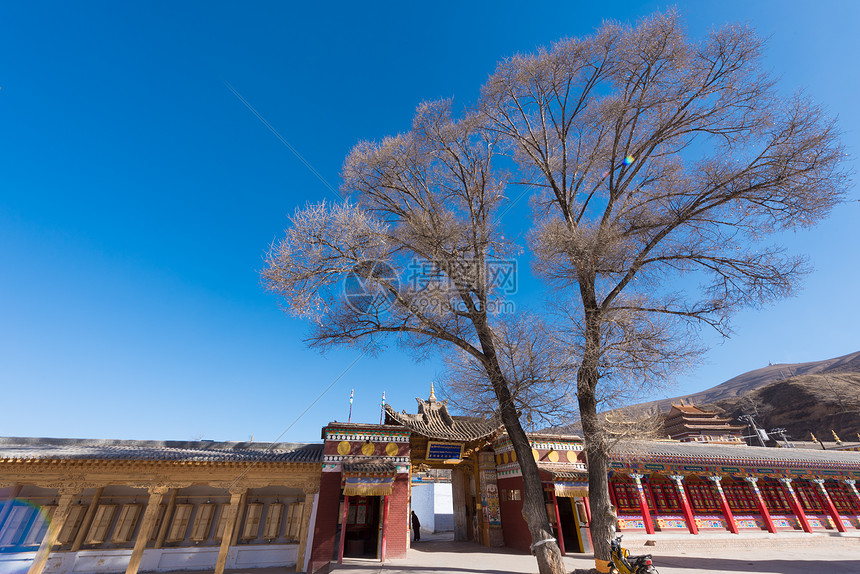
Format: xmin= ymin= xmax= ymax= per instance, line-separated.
xmin=321 ymin=530 xmax=860 ymax=574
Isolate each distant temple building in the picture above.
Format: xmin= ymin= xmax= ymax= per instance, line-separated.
xmin=662 ymin=402 xmax=746 ymax=444
xmin=2 ymin=386 xmax=860 ymax=574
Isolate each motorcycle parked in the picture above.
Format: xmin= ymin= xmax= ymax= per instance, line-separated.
xmin=608 ymin=535 xmax=659 ymax=574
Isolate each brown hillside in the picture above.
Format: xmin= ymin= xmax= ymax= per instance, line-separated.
xmin=704 ymin=373 xmax=860 ymax=441
xmin=633 ymin=350 xmax=860 ymax=415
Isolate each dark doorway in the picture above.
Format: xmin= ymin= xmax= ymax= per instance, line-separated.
xmin=557 ymin=497 xmax=582 ymax=553
xmin=342 ymin=496 xmax=381 ymax=558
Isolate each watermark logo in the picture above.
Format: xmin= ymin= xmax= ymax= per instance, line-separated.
xmin=343 ymin=260 xmax=400 ymax=313
xmin=342 ymin=258 xmax=518 ymax=315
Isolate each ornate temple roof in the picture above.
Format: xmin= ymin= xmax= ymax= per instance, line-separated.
xmin=666 ymin=402 xmax=721 ymax=416
xmin=384 ymin=384 xmax=503 ymax=442
xmin=0 ymin=437 xmax=324 ymax=464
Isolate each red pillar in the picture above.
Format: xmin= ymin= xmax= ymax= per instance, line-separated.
xmin=708 ymin=476 xmax=738 ymax=534
xmin=744 ymin=477 xmax=776 ymax=533
xmin=380 ymin=495 xmax=390 ymax=562
xmin=338 ymin=495 xmax=350 ymax=563
xmin=582 ymin=495 xmax=592 ymax=523
xmin=630 ymin=474 xmax=654 ymax=534
xmin=813 ymin=479 xmax=846 ymax=533
xmin=551 ymin=491 xmax=566 ymax=556
xmin=780 ymin=478 xmax=812 ymax=533
xmin=669 ymin=475 xmax=698 ymax=535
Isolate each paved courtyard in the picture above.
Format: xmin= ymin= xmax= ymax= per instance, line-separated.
xmin=324 ymin=531 xmax=860 ymax=574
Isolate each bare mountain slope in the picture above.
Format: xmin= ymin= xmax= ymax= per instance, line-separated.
xmin=635 ymin=350 xmax=860 ymax=415
xmin=706 ymin=372 xmax=860 ymax=440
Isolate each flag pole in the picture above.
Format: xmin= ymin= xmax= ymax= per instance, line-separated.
xmin=380 ymin=391 xmax=386 ymax=425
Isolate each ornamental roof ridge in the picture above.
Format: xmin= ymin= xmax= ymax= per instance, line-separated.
xmin=0 ymin=436 xmax=324 ymax=464
xmin=611 ymin=440 xmax=860 ymax=468
xmin=383 ymin=401 xmax=502 ymax=442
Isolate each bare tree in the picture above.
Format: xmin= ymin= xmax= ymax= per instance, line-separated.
xmin=480 ymin=10 xmax=846 ymax=565
xmin=439 ymin=315 xmax=576 ymax=431
xmin=262 ymin=101 xmax=567 ymax=573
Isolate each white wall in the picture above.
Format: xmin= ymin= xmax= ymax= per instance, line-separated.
xmin=432 ymin=483 xmax=453 ymax=532
xmin=411 ymin=483 xmax=435 ymax=533
xmin=410 ymin=482 xmax=453 ymax=534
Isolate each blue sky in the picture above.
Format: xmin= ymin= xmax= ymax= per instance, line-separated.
xmin=1 ymin=1 xmax=857 ymax=443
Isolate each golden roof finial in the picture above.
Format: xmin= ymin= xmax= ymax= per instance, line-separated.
xmin=429 ymin=381 xmax=437 ymax=402
xmin=810 ymin=432 xmax=819 ymax=443
xmin=832 ymin=430 xmax=842 ymax=444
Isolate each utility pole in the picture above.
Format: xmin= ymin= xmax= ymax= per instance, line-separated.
xmin=769 ymin=427 xmax=793 ymax=448
xmin=739 ymin=413 xmax=769 ymax=447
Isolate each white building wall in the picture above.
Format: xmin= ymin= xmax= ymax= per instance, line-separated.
xmin=410 ymin=483 xmax=435 ymax=534
xmin=432 ymin=482 xmax=453 ymax=532
xmin=410 ymin=482 xmax=454 ymax=534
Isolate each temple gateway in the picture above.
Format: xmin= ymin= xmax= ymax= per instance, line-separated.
xmin=2 ymin=387 xmax=859 ymax=574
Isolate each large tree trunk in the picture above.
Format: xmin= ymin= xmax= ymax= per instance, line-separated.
xmin=578 ymin=297 xmax=613 ymax=571
xmin=477 ymin=327 xmax=566 ymax=574
xmin=578 ymin=370 xmax=613 ymax=569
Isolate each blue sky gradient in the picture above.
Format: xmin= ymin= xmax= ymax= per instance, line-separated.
xmin=1 ymin=1 xmax=857 ymax=443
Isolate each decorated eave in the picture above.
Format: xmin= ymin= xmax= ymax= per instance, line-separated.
xmin=537 ymin=463 xmax=588 ymax=482
xmin=342 ymin=459 xmax=397 ymax=475
xmin=0 ymin=436 xmax=324 ymax=465
xmin=322 ymin=423 xmax=411 ymax=442
xmin=383 ymin=387 xmax=503 ymax=443
xmin=609 ymin=440 xmax=860 ymax=478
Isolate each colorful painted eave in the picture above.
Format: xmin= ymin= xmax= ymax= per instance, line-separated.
xmin=609 ymin=440 xmax=860 ymax=478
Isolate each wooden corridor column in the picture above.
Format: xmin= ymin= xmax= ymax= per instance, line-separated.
xmin=743 ymin=477 xmax=776 ymax=533
xmin=779 ymin=478 xmax=812 ymax=533
xmin=551 ymin=491 xmax=565 ymax=556
xmin=629 ymin=474 xmax=654 ymax=534
xmin=295 ymin=484 xmax=317 ymax=573
xmin=27 ymin=488 xmax=78 ymax=574
xmin=813 ymin=479 xmax=846 ymax=533
xmin=669 ymin=475 xmax=698 ymax=535
xmin=125 ymin=487 xmax=167 ymax=574
xmin=71 ymin=487 xmax=103 ymax=552
xmin=380 ymin=494 xmax=390 ymax=562
xmin=215 ymin=488 xmax=245 ymax=574
xmin=337 ymin=495 xmax=350 ymax=563
xmin=154 ymin=488 xmax=176 ymax=549
xmin=708 ymin=476 xmax=738 ymax=534
xmin=451 ymin=468 xmax=468 ymax=541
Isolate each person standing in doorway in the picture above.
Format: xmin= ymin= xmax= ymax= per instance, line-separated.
xmin=411 ymin=510 xmax=421 ymax=542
